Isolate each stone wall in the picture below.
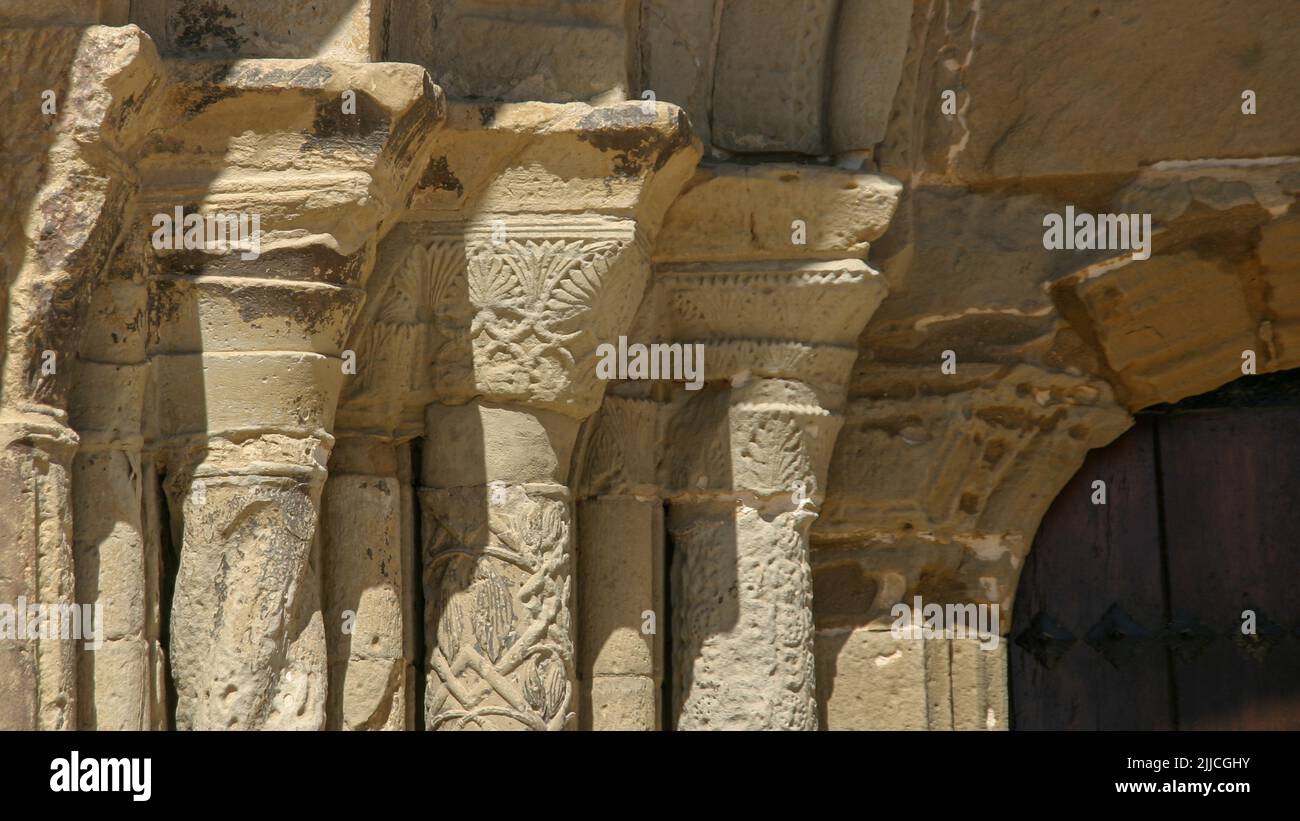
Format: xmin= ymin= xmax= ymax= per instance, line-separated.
xmin=1 ymin=0 xmax=1296 ymax=730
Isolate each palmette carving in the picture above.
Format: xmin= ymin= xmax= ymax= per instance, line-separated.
xmin=339 ymin=238 xmax=473 ymax=416
xmin=578 ymin=396 xmax=661 ymax=496
xmin=464 ymin=233 xmax=647 ymax=411
xmin=422 ymin=485 xmax=574 ymax=730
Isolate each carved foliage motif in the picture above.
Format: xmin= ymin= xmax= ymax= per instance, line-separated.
xmin=423 ymin=487 xmax=574 ymax=730
xmin=341 ymin=239 xmax=473 ymax=413
xmin=465 ymin=237 xmax=638 ymax=405
xmin=578 ymin=397 xmax=660 ymax=496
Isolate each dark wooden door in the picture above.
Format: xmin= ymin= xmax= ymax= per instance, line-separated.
xmin=1011 ymin=391 xmax=1300 ymax=729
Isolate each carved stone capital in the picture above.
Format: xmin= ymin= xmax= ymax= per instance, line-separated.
xmin=658 ymin=260 xmax=887 ymax=403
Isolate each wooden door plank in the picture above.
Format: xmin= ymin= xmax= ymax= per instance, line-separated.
xmin=1158 ymin=408 xmax=1300 ymax=730
xmin=1011 ymin=418 xmax=1173 ymax=729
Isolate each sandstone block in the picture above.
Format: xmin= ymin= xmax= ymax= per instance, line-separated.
xmin=586 ymin=675 xmax=657 ymax=731
xmin=578 ymin=498 xmax=660 ymax=677
xmin=657 ymin=164 xmax=902 ymax=263
xmin=887 ymin=0 xmax=1300 ymax=181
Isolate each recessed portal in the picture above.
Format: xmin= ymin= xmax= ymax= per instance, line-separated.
xmin=1011 ymin=370 xmax=1300 ymax=730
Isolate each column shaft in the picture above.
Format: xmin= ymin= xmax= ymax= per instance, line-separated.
xmin=166 ymin=437 xmax=330 ymax=729
xmin=671 ymin=498 xmax=818 ymax=730
xmin=420 ymin=400 xmax=579 ymax=730
xmin=0 ymin=418 xmax=78 ymax=729
xmin=321 ymin=436 xmax=411 ymax=730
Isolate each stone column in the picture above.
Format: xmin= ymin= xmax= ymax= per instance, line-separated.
xmin=419 ymin=217 xmax=648 ymax=731
xmin=663 ymin=360 xmax=861 ymax=730
xmin=0 ymin=23 xmax=162 ymax=730
xmin=654 ymin=163 xmax=901 ymax=729
xmin=145 ymin=59 xmax=442 ymax=729
xmin=70 ymin=357 xmax=155 ymax=729
xmin=321 ymin=436 xmax=411 ymax=730
xmin=68 ymin=193 xmax=169 ymax=729
xmin=0 ymin=414 xmax=78 ymax=730
xmin=414 ymin=101 xmax=701 ymax=730
xmin=421 ymin=399 xmax=580 ymax=731
xmin=575 ymin=396 xmax=665 ymax=730
xmin=320 ymin=218 xmax=441 ymax=730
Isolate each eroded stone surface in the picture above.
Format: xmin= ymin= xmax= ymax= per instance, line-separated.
xmin=5 ymin=5 xmax=1298 ymax=734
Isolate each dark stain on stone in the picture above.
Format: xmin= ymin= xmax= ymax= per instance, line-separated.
xmin=113 ymin=75 xmax=161 ymax=133
xmin=305 ymin=90 xmax=390 ymax=155
xmin=1235 ymin=41 xmax=1265 ymax=70
xmin=172 ymin=1 xmax=246 ymax=55
xmin=419 ymin=155 xmax=463 ymax=197
xmin=381 ymin=85 xmax=443 ymax=180
xmin=146 ymin=276 xmax=185 ymax=348
xmin=164 ymin=244 xmax=366 ymax=288
xmin=575 ymin=105 xmax=694 ymax=177
xmin=184 ymin=82 xmax=239 ymax=116
xmin=228 ymin=61 xmax=334 ymax=90
xmin=225 ymin=280 xmax=362 ymax=338
xmin=479 ymin=106 xmax=496 ymax=127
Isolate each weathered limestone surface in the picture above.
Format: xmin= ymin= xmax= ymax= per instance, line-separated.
xmin=390 ymin=0 xmax=637 ymax=104
xmin=321 ymin=438 xmax=412 ymax=730
xmin=811 ymin=0 xmax=1300 ymax=730
xmin=0 ymin=21 xmax=162 ymax=730
xmin=880 ymin=0 xmax=1300 ymax=184
xmin=575 ymin=397 xmax=664 ymax=730
xmin=642 ymin=0 xmax=909 ymax=158
xmin=815 ymin=630 xmax=1007 ymax=730
xmin=5 ymin=3 xmax=1298 ymax=733
xmin=129 ymin=0 xmax=386 ymax=60
xmin=143 ymin=58 xmax=444 ymax=729
xmin=405 ymin=100 xmax=699 ymax=730
xmin=655 ymin=163 xmax=899 ymax=729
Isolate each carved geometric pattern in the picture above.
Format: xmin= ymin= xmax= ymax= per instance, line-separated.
xmin=422 ymin=486 xmax=574 ymax=730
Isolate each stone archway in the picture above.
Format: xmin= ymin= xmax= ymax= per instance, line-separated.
xmin=1011 ymin=370 xmax=1300 ymax=730
xmin=811 ymin=184 xmax=1300 ymax=727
